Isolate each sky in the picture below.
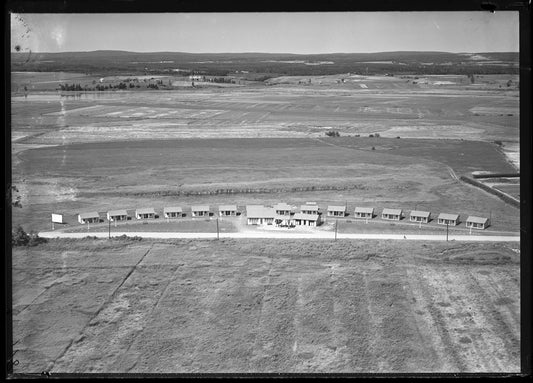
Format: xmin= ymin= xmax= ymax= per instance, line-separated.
xmin=10 ymin=12 xmax=519 ymax=54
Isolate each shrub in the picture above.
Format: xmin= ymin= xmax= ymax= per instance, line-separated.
xmin=375 ymin=133 xmax=380 ymax=138
xmin=28 ymin=232 xmax=48 ymax=246
xmin=396 ymin=136 xmax=401 ymax=139
xmin=12 ymin=226 xmax=29 ymax=246
xmin=371 ymin=146 xmax=376 ymax=151
xmin=369 ymin=134 xmax=374 ymax=138
xmin=12 ymin=226 xmax=48 ymax=246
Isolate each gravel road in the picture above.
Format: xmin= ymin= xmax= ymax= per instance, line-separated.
xmin=38 ymin=231 xmax=520 ymax=242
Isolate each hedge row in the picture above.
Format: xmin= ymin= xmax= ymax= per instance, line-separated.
xmin=460 ymin=176 xmax=520 ymax=208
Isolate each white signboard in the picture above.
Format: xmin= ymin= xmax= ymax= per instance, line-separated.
xmin=51 ymin=214 xmax=63 ymax=224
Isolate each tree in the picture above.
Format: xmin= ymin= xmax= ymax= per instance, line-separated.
xmin=12 ymin=226 xmax=29 ymax=246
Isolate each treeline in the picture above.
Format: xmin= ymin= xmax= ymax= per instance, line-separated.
xmin=59 ymin=82 xmax=141 ymax=91
xmin=13 ymin=60 xmax=519 ymax=78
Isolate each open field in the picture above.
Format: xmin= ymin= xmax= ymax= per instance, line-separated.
xmin=11 ymin=73 xmax=519 ymax=236
xmin=12 ymin=239 xmax=520 ymax=373
xmin=13 ymin=136 xmax=519 ymax=233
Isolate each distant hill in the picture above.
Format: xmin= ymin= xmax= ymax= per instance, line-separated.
xmin=11 ymin=51 xmax=519 ymax=77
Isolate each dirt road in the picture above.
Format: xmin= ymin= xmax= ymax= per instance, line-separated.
xmin=38 ymin=230 xmax=520 ymax=242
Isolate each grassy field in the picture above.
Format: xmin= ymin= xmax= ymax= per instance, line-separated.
xmin=13 ymin=136 xmax=519 ymax=233
xmin=12 ymin=238 xmax=520 ymax=373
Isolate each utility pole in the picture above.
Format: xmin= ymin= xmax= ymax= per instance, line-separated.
xmin=446 ymin=222 xmax=449 ymax=242
xmin=108 ymin=219 xmax=111 ymax=239
xmin=216 ymin=218 xmax=219 ymax=240
xmin=335 ymin=219 xmax=338 ymax=241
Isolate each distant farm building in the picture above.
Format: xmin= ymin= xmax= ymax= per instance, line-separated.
xmin=327 ymin=206 xmax=346 ymax=217
xmin=163 ymin=207 xmax=182 ymax=218
xmin=273 ymin=203 xmax=292 ymax=216
xmin=354 ymin=207 xmax=374 ymax=219
xmin=437 ymin=213 xmax=459 ymax=226
xmin=219 ymin=205 xmax=237 ymax=216
xmin=409 ymin=210 xmax=431 ymax=224
xmin=300 ymin=204 xmax=320 ymax=215
xmin=107 ymin=209 xmax=128 ymax=222
xmin=191 ymin=205 xmax=210 ymax=217
xmin=466 ymin=216 xmax=490 ymax=230
xmin=292 ymin=213 xmax=321 ymax=227
xmin=189 ymin=75 xmax=205 ymax=81
xmin=381 ymin=208 xmax=402 ymax=221
xmin=78 ymin=212 xmax=100 ymax=224
xmin=246 ymin=205 xmax=275 ymax=225
xmin=135 ymin=208 xmax=156 ymax=219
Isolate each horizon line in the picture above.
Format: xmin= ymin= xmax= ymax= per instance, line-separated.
xmin=11 ymin=49 xmax=520 ymax=55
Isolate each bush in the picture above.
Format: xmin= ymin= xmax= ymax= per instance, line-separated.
xmin=12 ymin=226 xmax=29 ymax=246
xmin=494 ymin=140 xmax=503 ymax=146
xmin=375 ymin=133 xmax=380 ymax=138
xmin=396 ymin=136 xmax=401 ymax=139
xmin=368 ymin=134 xmax=374 ymax=138
xmin=12 ymin=226 xmax=48 ymax=246
xmin=371 ymin=146 xmax=376 ymax=151
xmin=325 ymin=130 xmax=340 ymax=137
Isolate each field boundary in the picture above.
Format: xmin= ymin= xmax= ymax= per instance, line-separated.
xmin=459 ymin=176 xmax=520 ymax=209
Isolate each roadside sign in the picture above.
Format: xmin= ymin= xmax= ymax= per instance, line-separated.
xmin=51 ymin=214 xmax=63 ymax=224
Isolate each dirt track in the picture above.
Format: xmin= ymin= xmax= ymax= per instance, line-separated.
xmin=38 ymin=230 xmax=520 ymax=242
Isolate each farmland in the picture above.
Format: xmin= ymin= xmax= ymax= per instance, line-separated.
xmin=12 ymin=238 xmax=520 ymax=373
xmin=10 ymin=64 xmax=521 ymax=374
xmin=11 ymin=72 xmax=519 ymax=233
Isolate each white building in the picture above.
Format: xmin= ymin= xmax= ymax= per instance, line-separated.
xmin=246 ymin=205 xmax=275 ymax=225
xmin=437 ymin=213 xmax=459 ymax=226
xmin=409 ymin=210 xmax=431 ymax=224
xmin=354 ymin=207 xmax=374 ymax=219
xmin=163 ymin=207 xmax=182 ymax=218
xmin=300 ymin=204 xmax=319 ymax=215
xmin=292 ymin=213 xmax=321 ymax=227
xmin=466 ymin=216 xmax=490 ymax=230
xmin=78 ymin=212 xmax=100 ymax=224
xmin=191 ymin=205 xmax=210 ymax=217
xmin=219 ymin=205 xmax=237 ymax=216
xmin=107 ymin=209 xmax=128 ymax=222
xmin=135 ymin=208 xmax=156 ymax=219
xmin=327 ymin=205 xmax=346 ymax=217
xmin=381 ymin=208 xmax=402 ymax=221
xmin=273 ymin=203 xmax=292 ymax=216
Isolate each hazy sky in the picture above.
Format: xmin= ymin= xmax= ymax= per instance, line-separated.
xmin=11 ymin=12 xmax=519 ymax=54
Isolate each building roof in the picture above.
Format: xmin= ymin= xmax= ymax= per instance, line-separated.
xmin=273 ymin=203 xmax=292 ymax=211
xmin=163 ymin=207 xmax=182 ymax=213
xmin=79 ymin=212 xmax=100 ymax=219
xmin=328 ymin=205 xmax=346 ymax=212
xmin=382 ymin=208 xmax=402 ymax=216
xmin=300 ymin=205 xmax=319 ymax=212
xmin=246 ymin=205 xmax=275 ymax=218
xmin=355 ymin=207 xmax=374 ymax=214
xmin=108 ymin=209 xmax=128 ymax=216
xmin=438 ymin=213 xmax=459 ymax=221
xmin=136 ymin=207 xmax=156 ymax=215
xmin=410 ymin=210 xmax=430 ymax=218
xmin=466 ymin=216 xmax=489 ymax=224
xmin=219 ymin=204 xmax=237 ymax=211
xmin=191 ymin=205 xmax=210 ymax=211
xmin=293 ymin=213 xmax=320 ymax=221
